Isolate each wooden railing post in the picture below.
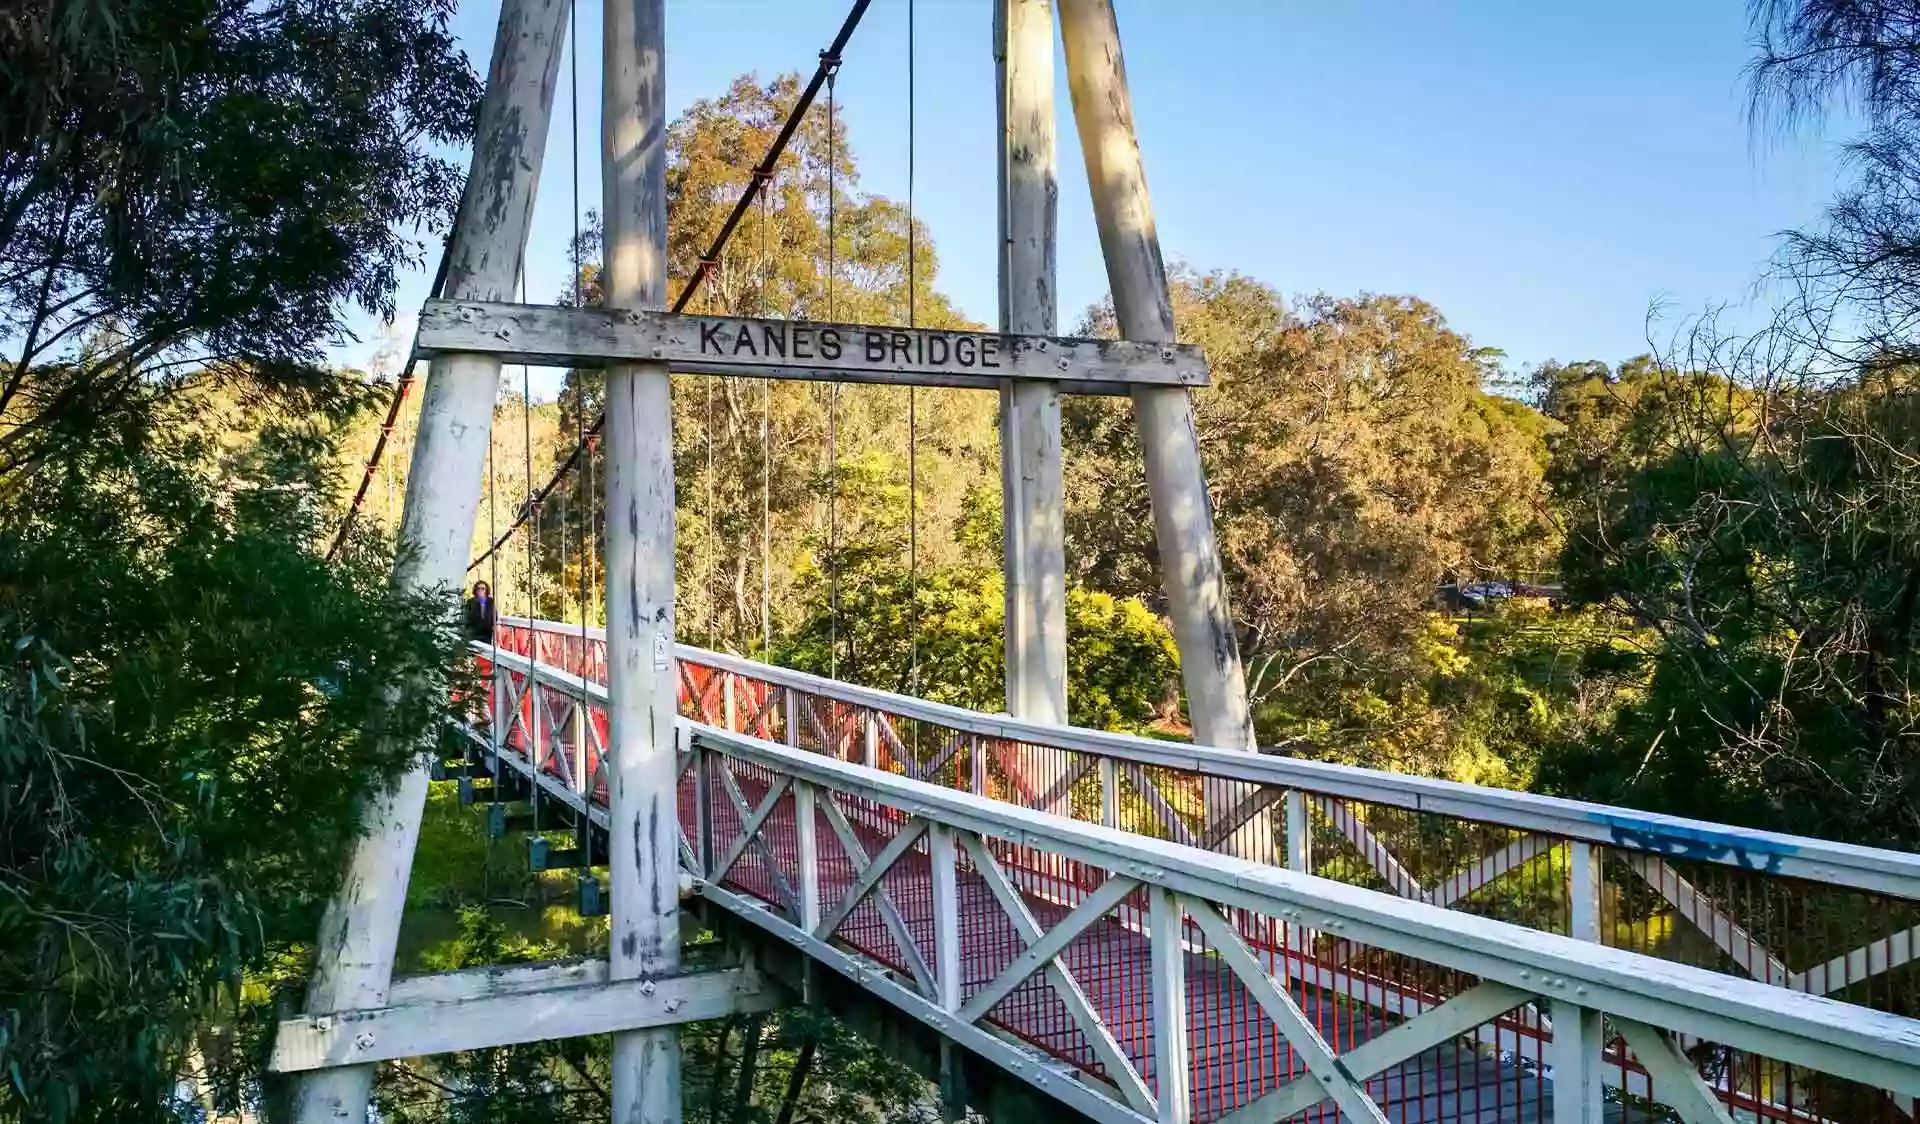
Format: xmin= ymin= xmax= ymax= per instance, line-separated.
xmin=491 ymin=672 xmax=510 ymax=758
xmin=794 ymin=780 xmax=820 ymax=934
xmin=691 ymin=733 xmax=711 ymax=880
xmin=930 ymin=824 xmax=961 ymax=1011
xmin=1149 ymin=886 xmax=1192 ymax=1124
xmin=1553 ymin=841 xmax=1604 ymax=1123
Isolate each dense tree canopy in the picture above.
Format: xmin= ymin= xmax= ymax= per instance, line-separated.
xmin=0 ymin=391 xmax=465 ymax=1120
xmin=25 ymin=0 xmax=1920 ymax=1117
xmin=1 ymin=2 xmax=478 ymax=1118
xmin=0 ymin=0 xmax=478 ymax=478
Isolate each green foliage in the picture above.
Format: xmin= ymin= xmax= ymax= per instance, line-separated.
xmin=0 ymin=0 xmax=477 ymax=475
xmin=0 ymin=393 xmax=466 ymax=1122
xmin=1066 ymin=275 xmax=1561 ymax=766
xmin=778 ymin=541 xmax=1179 ymax=732
xmin=1541 ymin=359 xmax=1920 ymax=846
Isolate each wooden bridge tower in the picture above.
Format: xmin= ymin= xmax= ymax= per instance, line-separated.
xmin=288 ymin=2 xmax=1257 ymax=1122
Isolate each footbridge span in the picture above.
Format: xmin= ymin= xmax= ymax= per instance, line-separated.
xmin=281 ymin=0 xmax=1920 ymax=1120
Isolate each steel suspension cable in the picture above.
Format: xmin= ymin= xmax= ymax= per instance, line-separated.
xmin=326 ymin=248 xmax=452 ymax=561
xmin=825 ymin=64 xmax=840 ymax=682
xmin=905 ymin=0 xmax=919 ymax=695
xmin=468 ymin=0 xmax=875 ymax=576
xmin=761 ymin=180 xmax=774 ymax=659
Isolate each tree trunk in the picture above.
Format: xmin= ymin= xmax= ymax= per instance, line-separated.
xmin=729 ymin=1013 xmax=766 ymax=1123
xmin=705 ymin=1015 xmax=738 ymax=1123
xmin=772 ymin=1040 xmax=817 ymax=1124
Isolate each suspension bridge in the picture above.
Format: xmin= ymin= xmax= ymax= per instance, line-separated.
xmin=279 ymin=1 xmax=1920 ymax=1122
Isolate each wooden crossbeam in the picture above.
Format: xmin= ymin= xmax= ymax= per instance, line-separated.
xmin=1123 ymin=763 xmax=1201 ymax=848
xmin=1214 ymin=974 xmax=1532 ymax=1124
xmin=270 ymin=964 xmax=776 ymax=1072
xmin=1615 ymin=1018 xmax=1738 ymax=1124
xmin=1620 ymin=854 xmax=1791 ymax=986
xmin=710 ymin=772 xmax=793 ymax=887
xmin=1429 ymin=833 xmax=1554 ymax=909
xmin=417 ymin=300 xmax=1209 ymax=394
xmin=1312 ymin=795 xmax=1427 ymax=901
xmin=815 ymin=817 xmax=931 ymax=946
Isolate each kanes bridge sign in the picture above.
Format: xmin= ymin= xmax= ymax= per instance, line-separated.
xmin=417 ymin=300 xmax=1209 ymax=394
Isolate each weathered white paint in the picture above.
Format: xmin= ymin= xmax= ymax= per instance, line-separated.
xmin=1214 ymin=978 xmax=1531 ymax=1124
xmin=467 ymin=646 xmax=1920 ymax=1120
xmin=415 ymin=300 xmax=1206 ymax=392
xmin=929 ymin=824 xmax=962 ymax=1012
xmin=602 ymin=0 xmax=682 ymax=1119
xmin=793 ymin=780 xmax=821 ymax=932
xmin=692 ymin=722 xmax=1920 ymax=1100
xmin=1613 ymin=1019 xmax=1738 ymax=1124
xmin=955 ymin=870 xmax=1141 ymax=1023
xmin=676 ymin=655 xmax=1910 ymax=898
xmin=1550 ymin=995 xmax=1605 ymax=1124
xmin=1057 ymin=0 xmax=1253 ymax=758
xmin=1185 ymin=898 xmax=1389 ymax=1124
xmin=271 ymin=967 xmax=773 ymax=1072
xmin=815 ymin=797 xmax=938 ymax=996
xmin=702 ymin=887 xmax=1152 ymax=1124
xmin=291 ymin=0 xmax=568 ymax=1117
xmin=1148 ymin=887 xmax=1192 ymax=1124
xmin=959 ymin=836 xmax=1156 ymax=1115
xmin=496 ymin=629 xmax=1920 ymax=900
xmin=995 ymin=0 xmax=1068 ymax=743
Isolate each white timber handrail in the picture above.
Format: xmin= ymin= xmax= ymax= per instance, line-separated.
xmin=487 ymin=621 xmax=1920 ymax=900
xmin=687 ymin=719 xmax=1920 ymax=1124
xmin=475 ymin=637 xmax=1920 ymax=1124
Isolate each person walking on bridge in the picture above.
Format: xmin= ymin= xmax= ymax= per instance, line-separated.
xmin=465 ymin=581 xmax=495 ymax=642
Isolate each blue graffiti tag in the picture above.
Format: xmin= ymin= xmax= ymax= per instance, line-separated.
xmin=1594 ymin=812 xmax=1795 ymax=873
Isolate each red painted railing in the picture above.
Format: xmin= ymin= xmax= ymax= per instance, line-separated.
xmin=478 ymin=617 xmax=1920 ymax=1124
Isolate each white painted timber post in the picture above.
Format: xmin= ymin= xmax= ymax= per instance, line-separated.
xmin=1056 ymin=0 xmax=1251 ymax=754
xmin=930 ymin=821 xmax=966 ymax=1122
xmin=492 ymin=670 xmax=511 ymax=757
xmin=1149 ymin=887 xmax=1192 ymax=1124
xmin=1058 ymin=0 xmax=1264 ymax=864
xmin=1552 ymin=842 xmax=1605 ymax=1123
xmin=995 ymin=0 xmax=1068 ymax=758
xmin=793 ymin=780 xmax=820 ymax=933
xmin=291 ymin=1 xmax=567 ymax=1120
xmin=930 ymin=825 xmax=961 ymax=1012
xmin=601 ymin=0 xmax=683 ymax=1119
xmin=1284 ymin=789 xmax=1310 ymax=874
xmin=862 ymin=711 xmax=878 ymax=769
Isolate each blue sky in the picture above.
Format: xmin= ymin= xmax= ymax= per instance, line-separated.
xmin=335 ymin=0 xmax=1851 ymax=394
